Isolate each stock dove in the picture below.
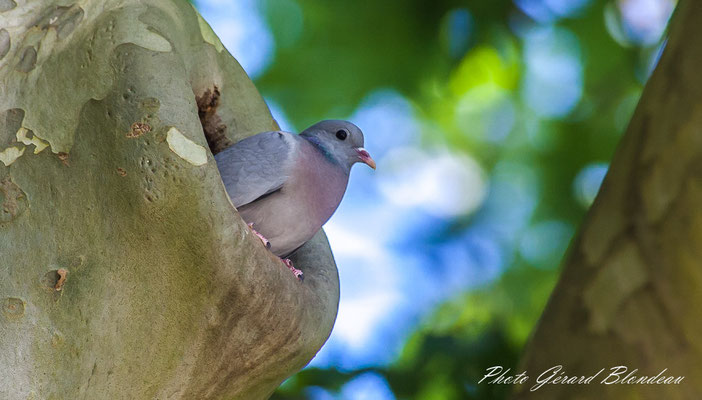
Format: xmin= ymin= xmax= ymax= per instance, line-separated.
xmin=215 ymin=120 xmax=375 ymax=280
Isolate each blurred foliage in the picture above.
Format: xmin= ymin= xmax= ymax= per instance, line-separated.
xmin=242 ymin=0 xmax=671 ymax=398
xmin=271 ymin=267 xmax=557 ymax=399
xmin=257 ymin=0 xmax=514 ymax=128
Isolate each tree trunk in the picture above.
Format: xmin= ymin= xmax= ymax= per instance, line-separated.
xmin=0 ymin=1 xmax=339 ymax=399
xmin=514 ymin=1 xmax=702 ymax=398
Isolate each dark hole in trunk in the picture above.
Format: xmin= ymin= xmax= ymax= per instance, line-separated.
xmin=196 ymin=86 xmax=231 ymax=155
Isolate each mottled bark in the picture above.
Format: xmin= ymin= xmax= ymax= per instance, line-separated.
xmin=514 ymin=1 xmax=702 ymax=399
xmin=0 ymin=1 xmax=339 ymax=399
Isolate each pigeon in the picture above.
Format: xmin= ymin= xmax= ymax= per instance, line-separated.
xmin=215 ymin=120 xmax=376 ymax=281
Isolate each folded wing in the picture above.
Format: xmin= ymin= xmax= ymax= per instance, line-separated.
xmin=215 ymin=131 xmax=296 ymax=208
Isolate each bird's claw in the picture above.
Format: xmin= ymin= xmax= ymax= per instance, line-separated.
xmin=282 ymin=258 xmax=304 ymax=282
xmin=247 ymin=222 xmax=271 ymax=249
xmin=247 ymin=223 xmax=302 ymax=281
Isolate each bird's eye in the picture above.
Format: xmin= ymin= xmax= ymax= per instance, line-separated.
xmin=335 ymin=129 xmax=348 ymax=140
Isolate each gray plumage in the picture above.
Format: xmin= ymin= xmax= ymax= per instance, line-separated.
xmin=216 ymin=120 xmax=375 ymax=257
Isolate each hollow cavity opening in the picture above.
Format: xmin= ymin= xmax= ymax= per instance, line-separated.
xmin=196 ymin=86 xmax=231 ymax=155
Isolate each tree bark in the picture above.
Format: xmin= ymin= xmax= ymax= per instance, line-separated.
xmin=514 ymin=1 xmax=702 ymax=398
xmin=0 ymin=1 xmax=339 ymax=399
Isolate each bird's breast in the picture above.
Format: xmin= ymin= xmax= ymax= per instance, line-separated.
xmin=289 ymin=144 xmax=349 ymax=226
xmin=238 ymin=142 xmax=349 ymax=257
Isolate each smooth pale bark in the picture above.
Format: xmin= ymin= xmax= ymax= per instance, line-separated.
xmin=514 ymin=1 xmax=702 ymax=399
xmin=0 ymin=1 xmax=339 ymax=399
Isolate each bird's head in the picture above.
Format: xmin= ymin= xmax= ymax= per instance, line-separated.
xmin=300 ymin=120 xmax=376 ymax=171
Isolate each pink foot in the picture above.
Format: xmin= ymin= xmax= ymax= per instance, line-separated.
xmin=282 ymin=258 xmax=304 ymax=282
xmin=247 ymin=223 xmax=271 ymax=249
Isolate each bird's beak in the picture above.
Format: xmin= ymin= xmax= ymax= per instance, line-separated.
xmin=355 ymin=147 xmax=376 ymax=170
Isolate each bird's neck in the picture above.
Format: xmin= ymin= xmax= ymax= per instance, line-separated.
xmin=301 ymin=134 xmax=345 ymax=170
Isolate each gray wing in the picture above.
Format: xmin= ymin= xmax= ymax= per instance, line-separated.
xmin=215 ymin=131 xmax=296 ymax=208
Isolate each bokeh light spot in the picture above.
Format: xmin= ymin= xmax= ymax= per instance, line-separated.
xmin=515 ymin=0 xmax=592 ymax=23
xmin=341 ymin=373 xmax=396 ymax=400
xmin=378 ymin=149 xmax=487 ymax=218
xmin=519 ymin=220 xmax=574 ymax=267
xmin=197 ymin=0 xmax=274 ymax=78
xmin=618 ymin=0 xmax=675 ymax=46
xmin=440 ymin=8 xmax=474 ymax=59
xmin=521 ymin=26 xmax=583 ymax=118
xmin=573 ymin=162 xmax=609 ymax=207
